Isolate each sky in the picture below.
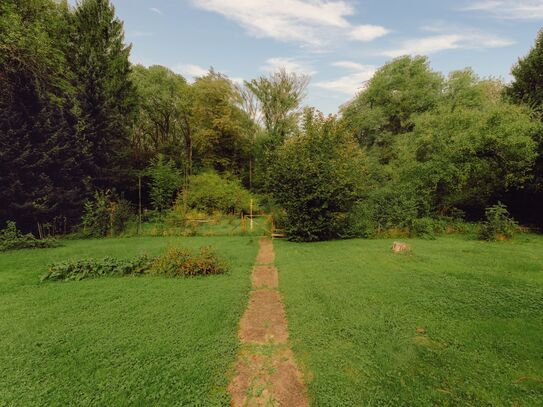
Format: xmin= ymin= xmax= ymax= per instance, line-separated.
xmin=90 ymin=0 xmax=543 ymax=114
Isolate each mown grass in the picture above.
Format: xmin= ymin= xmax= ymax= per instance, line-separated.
xmin=0 ymin=236 xmax=258 ymax=406
xmin=275 ymin=234 xmax=543 ymax=406
xmin=122 ymin=215 xmax=271 ymax=238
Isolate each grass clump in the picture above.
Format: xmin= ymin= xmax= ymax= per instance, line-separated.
xmin=150 ymin=246 xmax=228 ymax=277
xmin=0 ymin=221 xmax=58 ymax=252
xmin=41 ymin=255 xmax=153 ymax=282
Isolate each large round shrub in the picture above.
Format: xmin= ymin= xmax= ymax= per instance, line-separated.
xmin=268 ymin=109 xmax=367 ymax=241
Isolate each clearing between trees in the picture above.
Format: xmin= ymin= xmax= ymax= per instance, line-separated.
xmin=0 ymin=234 xmax=542 ymax=405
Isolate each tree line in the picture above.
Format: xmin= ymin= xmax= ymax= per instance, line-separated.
xmin=1 ymin=0 xmax=543 ymax=240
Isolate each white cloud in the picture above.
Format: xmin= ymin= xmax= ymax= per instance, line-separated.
xmin=350 ymin=25 xmax=389 ymax=42
xmin=173 ymin=64 xmax=245 ymax=84
xmin=332 ymin=60 xmax=368 ymax=70
xmin=315 ymin=61 xmax=375 ymax=95
xmin=190 ymin=0 xmax=389 ymax=47
xmin=383 ymin=34 xmax=462 ymax=57
xmin=261 ymin=57 xmax=316 ymax=75
xmin=128 ymin=31 xmax=154 ymax=38
xmin=382 ymin=29 xmax=514 ymax=57
xmin=173 ymin=63 xmax=209 ymax=78
xmin=230 ymin=76 xmax=245 ymax=85
xmin=464 ymin=0 xmax=543 ymax=19
xmin=150 ymin=7 xmax=162 ymax=15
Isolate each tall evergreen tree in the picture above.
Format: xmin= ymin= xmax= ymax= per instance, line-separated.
xmin=0 ymin=0 xmax=91 ymax=232
xmin=70 ymin=0 xmax=136 ymax=189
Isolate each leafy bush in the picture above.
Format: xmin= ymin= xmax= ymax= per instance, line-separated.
xmin=348 ymin=183 xmax=431 ymax=238
xmin=82 ymin=191 xmax=133 ymax=237
xmin=479 ymin=202 xmax=518 ymax=241
xmin=268 ymin=109 xmax=366 ymax=242
xmin=0 ymin=221 xmax=58 ymax=252
xmin=181 ymin=171 xmax=254 ymax=214
xmin=148 ymin=154 xmax=183 ymax=212
xmin=398 ymin=84 xmax=539 ymax=215
xmin=41 ymin=255 xmax=153 ymax=282
xmin=408 ymin=217 xmax=447 ymax=239
xmin=150 ymin=246 xmax=228 ymax=277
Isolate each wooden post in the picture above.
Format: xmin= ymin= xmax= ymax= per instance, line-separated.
xmin=138 ymin=175 xmax=142 ymax=235
xmin=249 ymin=159 xmax=252 ymax=189
xmin=250 ymin=199 xmax=254 ymax=232
xmin=241 ymin=213 xmax=246 ymax=232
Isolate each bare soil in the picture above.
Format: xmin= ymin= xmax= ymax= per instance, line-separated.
xmin=256 ymin=237 xmax=275 ymax=264
xmin=239 ymin=290 xmax=288 ymax=344
xmin=229 ymin=347 xmax=309 ymax=407
xmin=252 ymin=265 xmax=279 ymax=289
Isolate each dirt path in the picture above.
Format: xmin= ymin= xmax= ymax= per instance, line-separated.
xmin=229 ymin=237 xmax=309 ymax=406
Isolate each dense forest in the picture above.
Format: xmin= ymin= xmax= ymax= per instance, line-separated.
xmin=1 ymin=0 xmax=543 ymax=241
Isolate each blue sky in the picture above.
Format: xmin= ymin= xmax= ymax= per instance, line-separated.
xmin=98 ymin=0 xmax=543 ymax=113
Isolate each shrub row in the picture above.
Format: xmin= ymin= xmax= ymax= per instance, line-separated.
xmin=150 ymin=247 xmax=228 ymax=277
xmin=0 ymin=221 xmax=58 ymax=252
xmin=41 ymin=246 xmax=228 ymax=282
xmin=41 ymin=255 xmax=153 ymax=282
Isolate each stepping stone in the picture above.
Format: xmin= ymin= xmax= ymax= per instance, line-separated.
xmin=229 ymin=347 xmax=309 ymax=407
xmin=230 ymin=237 xmax=309 ymax=407
xmin=252 ymin=265 xmax=278 ymax=289
xmin=256 ymin=237 xmax=275 ymax=264
xmin=239 ymin=290 xmax=288 ymax=344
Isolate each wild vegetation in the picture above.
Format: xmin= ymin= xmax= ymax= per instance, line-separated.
xmin=0 ymin=221 xmax=58 ymax=252
xmin=3 ymin=0 xmax=543 ymax=243
xmin=41 ymin=245 xmax=228 ymax=281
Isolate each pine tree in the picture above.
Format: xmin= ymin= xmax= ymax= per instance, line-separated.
xmin=70 ymin=0 xmax=136 ymax=189
xmin=0 ymin=0 xmax=92 ymax=232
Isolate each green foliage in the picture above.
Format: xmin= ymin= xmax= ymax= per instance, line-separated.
xmin=41 ymin=254 xmax=153 ymax=282
xmin=148 ymin=155 xmax=182 ymax=212
xmin=268 ymin=109 xmax=367 ymax=241
xmin=245 ymin=68 xmax=309 ymax=141
xmin=131 ymin=64 xmax=191 ymax=170
xmin=0 ymin=221 xmax=58 ymax=252
xmin=408 ymin=217 xmax=447 ymax=239
xmin=192 ymin=71 xmax=254 ymax=177
xmin=41 ymin=243 xmax=228 ymax=281
xmin=82 ymin=191 xmax=133 ymax=237
xmin=479 ymin=203 xmax=518 ymax=241
xmin=0 ymin=0 xmax=92 ymax=231
xmin=397 ymin=77 xmax=539 ymax=213
xmin=71 ymin=0 xmax=137 ymax=189
xmin=341 ymin=56 xmax=443 ymax=160
xmin=150 ymin=246 xmax=228 ymax=277
xmin=507 ymin=28 xmax=543 ymax=111
xmin=181 ymin=171 xmax=254 ymax=214
xmin=349 ymin=183 xmax=430 ymax=238
xmin=0 ymin=0 xmax=137 ymax=232
xmin=505 ymin=30 xmax=543 ymax=229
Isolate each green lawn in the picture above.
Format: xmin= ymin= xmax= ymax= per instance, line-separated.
xmin=275 ymin=235 xmax=543 ymax=406
xmin=0 ymin=236 xmax=258 ymax=406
